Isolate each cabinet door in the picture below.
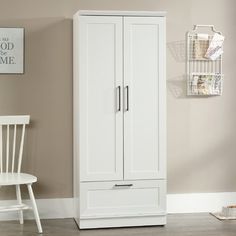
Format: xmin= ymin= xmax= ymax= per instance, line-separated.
xmin=79 ymin=16 xmax=123 ymax=181
xmin=124 ymin=17 xmax=166 ymax=180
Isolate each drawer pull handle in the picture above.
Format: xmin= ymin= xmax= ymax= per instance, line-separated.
xmin=116 ymin=86 xmax=121 ymax=112
xmin=114 ymin=184 xmax=133 ymax=187
xmin=125 ymin=86 xmax=129 ymax=111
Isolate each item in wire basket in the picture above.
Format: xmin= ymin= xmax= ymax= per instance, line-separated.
xmin=197 ymin=77 xmax=207 ymax=95
xmin=190 ymin=74 xmax=222 ymax=95
xmin=214 ymin=73 xmax=222 ymax=94
xmin=192 ymin=33 xmax=209 ymax=60
xmin=193 ymin=40 xmax=209 ymax=60
xmin=191 ymin=75 xmax=199 ymax=94
xmin=205 ymin=33 xmax=224 ymax=60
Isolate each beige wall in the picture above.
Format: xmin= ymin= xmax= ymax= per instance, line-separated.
xmin=0 ymin=0 xmax=235 ymax=199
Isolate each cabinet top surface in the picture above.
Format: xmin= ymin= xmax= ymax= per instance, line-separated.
xmin=75 ymin=10 xmax=166 ymax=17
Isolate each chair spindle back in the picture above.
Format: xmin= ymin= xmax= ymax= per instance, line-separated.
xmin=0 ymin=116 xmax=30 ymax=174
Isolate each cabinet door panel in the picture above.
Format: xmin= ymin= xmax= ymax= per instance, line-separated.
xmin=124 ymin=17 xmax=166 ymax=180
xmin=79 ymin=16 xmax=123 ymax=181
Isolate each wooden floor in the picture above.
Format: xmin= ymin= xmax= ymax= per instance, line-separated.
xmin=0 ymin=214 xmax=236 ymax=236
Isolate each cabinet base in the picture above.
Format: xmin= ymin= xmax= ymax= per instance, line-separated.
xmin=75 ymin=215 xmax=166 ymax=229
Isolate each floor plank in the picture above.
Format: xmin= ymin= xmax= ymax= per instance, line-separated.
xmin=0 ymin=214 xmax=235 ymax=236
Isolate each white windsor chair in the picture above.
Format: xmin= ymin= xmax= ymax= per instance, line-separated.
xmin=0 ymin=115 xmax=42 ymax=233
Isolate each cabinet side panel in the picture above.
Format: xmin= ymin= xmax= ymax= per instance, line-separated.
xmin=158 ymin=17 xmax=166 ymax=180
xmin=73 ymin=12 xmax=80 ymax=221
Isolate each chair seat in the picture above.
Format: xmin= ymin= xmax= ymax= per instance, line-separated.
xmin=0 ymin=173 xmax=37 ymax=186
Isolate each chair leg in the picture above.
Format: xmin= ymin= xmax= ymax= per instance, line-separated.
xmin=16 ymin=185 xmax=24 ymax=224
xmin=27 ymin=184 xmax=43 ymax=233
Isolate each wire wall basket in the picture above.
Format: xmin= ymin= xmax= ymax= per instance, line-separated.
xmin=186 ymin=25 xmax=224 ymax=96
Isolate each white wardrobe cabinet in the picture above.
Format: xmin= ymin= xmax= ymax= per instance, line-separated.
xmin=73 ymin=11 xmax=166 ymax=229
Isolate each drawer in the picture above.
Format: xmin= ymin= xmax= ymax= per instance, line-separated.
xmin=80 ymin=180 xmax=166 ymax=219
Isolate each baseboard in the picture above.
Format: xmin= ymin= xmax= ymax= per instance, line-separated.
xmin=0 ymin=192 xmax=236 ymax=221
xmin=0 ymin=198 xmax=74 ymax=221
xmin=167 ymin=192 xmax=236 ymax=213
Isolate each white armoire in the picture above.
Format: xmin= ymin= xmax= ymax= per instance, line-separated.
xmin=73 ymin=10 xmax=166 ymax=229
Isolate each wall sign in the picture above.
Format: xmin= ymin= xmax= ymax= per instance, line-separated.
xmin=0 ymin=28 xmax=24 ymax=74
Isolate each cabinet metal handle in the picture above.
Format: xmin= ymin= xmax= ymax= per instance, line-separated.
xmin=125 ymin=86 xmax=129 ymax=111
xmin=116 ymin=86 xmax=121 ymax=112
xmin=114 ymin=184 xmax=133 ymax=187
